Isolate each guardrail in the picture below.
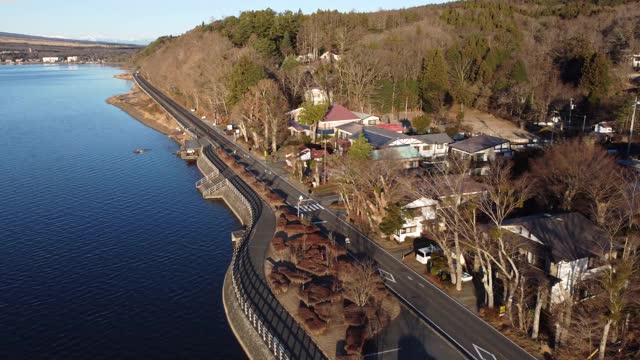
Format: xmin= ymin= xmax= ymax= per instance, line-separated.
xmin=201 ymin=146 xmax=289 ymax=359
xmin=135 ymin=74 xmax=326 ymax=360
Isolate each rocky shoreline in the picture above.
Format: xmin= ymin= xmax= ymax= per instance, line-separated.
xmin=107 ymin=73 xmax=180 ymax=137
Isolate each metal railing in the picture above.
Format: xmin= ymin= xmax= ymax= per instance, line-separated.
xmin=134 ymin=74 xmax=325 ymax=360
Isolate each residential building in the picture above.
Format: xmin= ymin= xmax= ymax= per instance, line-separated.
xmin=633 ymin=53 xmax=640 ymax=69
xmin=412 ymin=133 xmax=454 ymax=161
xmin=593 ymin=121 xmax=614 ymax=134
xmin=361 ymin=127 xmax=453 ymax=160
xmin=66 ymin=56 xmax=79 ymax=62
xmin=502 ymin=213 xmax=611 ymax=304
xmin=42 ymin=57 xmax=59 ymax=63
xmin=304 ymin=88 xmax=331 ymax=105
xmin=335 ymin=122 xmax=364 ymax=153
xmin=395 ymin=178 xmax=485 ymax=242
xmin=353 ymin=111 xmax=380 ymax=126
xmin=319 ymin=51 xmax=341 ymax=62
xmin=449 ymin=134 xmax=512 ymax=163
xmin=288 ymin=104 xmax=362 ymax=137
xmin=285 ymin=147 xmax=324 ymax=168
xmin=371 ymin=145 xmax=422 ymax=169
xmin=394 ymin=197 xmax=438 ymax=242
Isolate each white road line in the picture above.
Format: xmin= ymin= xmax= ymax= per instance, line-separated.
xmin=418 ymin=283 xmax=425 ymax=288
xmin=407 ymin=276 xmax=413 ymax=280
xmin=474 ymin=344 xmax=498 ymax=360
xmin=363 ymin=348 xmax=401 ymax=357
xmin=142 ymin=84 xmax=534 ymax=360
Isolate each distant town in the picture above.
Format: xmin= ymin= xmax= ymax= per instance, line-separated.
xmin=0 ymin=32 xmax=142 ymax=64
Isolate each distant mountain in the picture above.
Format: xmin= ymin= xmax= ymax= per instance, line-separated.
xmin=0 ymin=32 xmax=144 ymax=47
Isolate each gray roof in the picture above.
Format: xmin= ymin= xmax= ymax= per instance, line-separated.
xmin=335 ymin=122 xmax=364 ymax=135
xmin=352 ymin=111 xmax=377 ymax=120
xmin=503 ymin=213 xmax=609 ymax=262
xmin=449 ymin=135 xmax=509 ymax=153
xmin=412 ymin=133 xmax=454 ymax=144
xmin=362 ymin=127 xmax=407 ymax=147
xmin=185 ymin=139 xmax=202 ymax=150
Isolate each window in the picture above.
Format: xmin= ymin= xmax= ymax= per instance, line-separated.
xmin=400 ymin=226 xmax=417 ymax=234
xmin=436 ymin=144 xmax=443 ymax=149
xmin=423 ymin=145 xmax=432 ymax=151
xmin=367 ymin=119 xmax=376 ymax=125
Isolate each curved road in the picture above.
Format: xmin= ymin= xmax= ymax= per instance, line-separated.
xmin=134 ymin=73 xmax=536 ymax=360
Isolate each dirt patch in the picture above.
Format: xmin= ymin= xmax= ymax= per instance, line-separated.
xmin=447 ymin=107 xmax=536 ymax=144
xmin=114 ymin=73 xmax=132 ymax=81
xmin=107 ymin=83 xmax=179 ymax=136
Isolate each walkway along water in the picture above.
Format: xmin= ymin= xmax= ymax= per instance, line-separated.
xmin=134 ymin=75 xmax=327 ymax=360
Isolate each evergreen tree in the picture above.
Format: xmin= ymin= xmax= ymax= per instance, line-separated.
xmin=348 ymin=135 xmax=373 ymax=160
xmin=419 ymin=49 xmax=449 ymax=113
xmin=412 ymin=115 xmax=432 ymax=135
xmin=227 ymin=56 xmax=267 ymax=107
xmin=298 ymin=102 xmax=328 ymax=143
xmin=379 ymin=205 xmax=405 ymax=236
xmin=580 ymin=52 xmax=611 ymax=104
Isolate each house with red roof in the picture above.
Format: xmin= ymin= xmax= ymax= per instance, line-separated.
xmin=288 ymin=104 xmax=364 ymax=137
xmin=318 ymin=104 xmax=362 ymax=130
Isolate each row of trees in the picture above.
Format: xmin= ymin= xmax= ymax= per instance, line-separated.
xmin=332 ymin=137 xmax=640 ymax=358
xmin=137 ymin=0 xmax=640 ymax=137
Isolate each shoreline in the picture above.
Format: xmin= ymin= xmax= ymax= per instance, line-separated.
xmin=107 ymin=73 xmax=181 ymax=138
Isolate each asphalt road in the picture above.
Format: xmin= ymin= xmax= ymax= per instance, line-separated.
xmin=133 ymin=73 xmax=536 ymax=360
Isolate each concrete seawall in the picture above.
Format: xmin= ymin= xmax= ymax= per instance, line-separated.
xmin=195 ymin=154 xmax=252 ymax=226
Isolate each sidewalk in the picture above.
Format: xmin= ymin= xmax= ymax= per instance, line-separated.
xmin=222 ymin=269 xmax=275 ymax=360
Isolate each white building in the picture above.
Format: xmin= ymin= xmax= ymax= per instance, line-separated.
xmin=632 ymin=54 xmax=640 ymax=69
xmin=502 ymin=213 xmax=611 ymax=304
xmin=593 ymin=121 xmax=614 ymax=134
xmin=394 ymin=197 xmax=438 ymax=242
xmin=304 ymin=88 xmax=331 ymax=105
xmin=42 ymin=57 xmax=59 ymax=63
xmin=320 ymin=51 xmax=341 ymax=63
xmin=449 ymin=134 xmax=512 ymax=163
xmin=352 ymin=111 xmax=380 ymax=126
xmin=66 ymin=56 xmax=79 ymax=62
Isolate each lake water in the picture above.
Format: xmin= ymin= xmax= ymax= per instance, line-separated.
xmin=0 ymin=64 xmax=244 ymax=359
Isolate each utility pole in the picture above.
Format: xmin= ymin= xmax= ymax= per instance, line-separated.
xmin=627 ymin=96 xmax=639 ymax=158
xmin=568 ymin=98 xmax=574 ymax=130
xmin=323 ymin=123 xmax=328 ymax=184
xmin=582 ymin=115 xmax=587 ymax=133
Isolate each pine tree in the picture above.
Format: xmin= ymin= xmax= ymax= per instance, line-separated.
xmin=227 ymin=56 xmax=267 ymax=107
xmin=581 ymin=52 xmax=611 ymax=104
xmin=348 ymin=135 xmax=373 ymax=160
xmin=419 ymin=49 xmax=449 ymax=113
xmin=298 ymin=102 xmax=328 ymax=143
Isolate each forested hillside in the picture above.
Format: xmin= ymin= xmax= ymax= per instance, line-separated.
xmin=135 ymin=0 xmax=640 ymax=137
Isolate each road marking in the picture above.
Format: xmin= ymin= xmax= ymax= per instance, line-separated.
xmin=407 ymin=276 xmax=413 ymax=280
xmin=138 ymin=76 xmax=537 ymax=360
xmin=474 ymin=344 xmax=498 ymax=360
xmin=378 ymin=269 xmax=396 ymax=283
xmin=418 ymin=283 xmax=425 ymax=288
xmin=363 ymin=348 xmax=400 ymax=357
xmin=312 ymin=221 xmax=327 ymax=225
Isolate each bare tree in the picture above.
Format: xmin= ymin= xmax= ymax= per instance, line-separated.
xmin=336 ymin=48 xmax=382 ymax=111
xmin=342 ymin=260 xmax=379 ymax=307
xmin=476 ymin=158 xmax=533 ymax=326
xmin=419 ymin=157 xmax=476 ymax=291
xmin=334 ymin=157 xmax=409 ymax=234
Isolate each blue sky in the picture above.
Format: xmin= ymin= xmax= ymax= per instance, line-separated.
xmin=0 ymin=0 xmax=444 ymax=44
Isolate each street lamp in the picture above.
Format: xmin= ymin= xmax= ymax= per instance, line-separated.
xmin=568 ymin=98 xmax=575 ymax=127
xmin=627 ymin=96 xmax=640 ymax=158
xmin=297 ymin=195 xmax=304 ymax=218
